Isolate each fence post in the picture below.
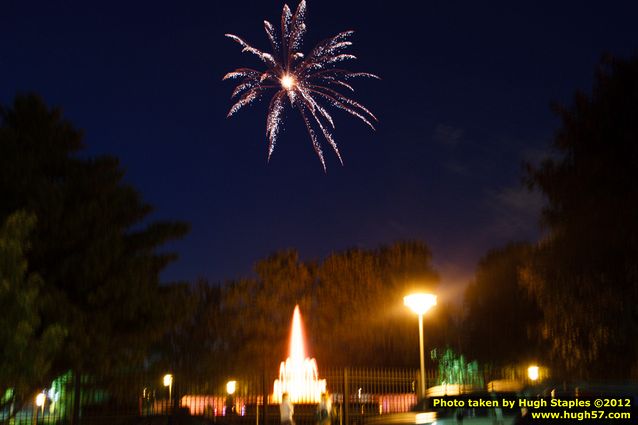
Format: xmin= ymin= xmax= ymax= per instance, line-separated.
xmin=259 ymin=370 xmax=265 ymax=425
xmin=71 ymin=370 xmax=81 ymax=425
xmin=343 ymin=368 xmax=349 ymax=425
xmin=262 ymin=370 xmax=268 ymax=425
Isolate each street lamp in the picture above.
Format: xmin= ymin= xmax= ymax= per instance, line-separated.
xmin=404 ymin=293 xmax=437 ymax=398
xmin=35 ymin=392 xmax=46 ymax=423
xmin=225 ymin=380 xmax=237 ymax=416
xmin=527 ymin=365 xmax=539 ymax=381
xmin=163 ymin=374 xmax=173 ymax=405
xmin=226 ymin=380 xmax=237 ymax=395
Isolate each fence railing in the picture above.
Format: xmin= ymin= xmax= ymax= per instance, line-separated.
xmin=6 ymin=367 xmax=538 ymax=425
xmin=5 ymin=368 xmax=428 ymax=425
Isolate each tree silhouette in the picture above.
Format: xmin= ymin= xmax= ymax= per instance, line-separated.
xmin=0 ymin=212 xmax=65 ymax=417
xmin=0 ymin=95 xmax=189 ymax=394
xmin=463 ymin=243 xmax=542 ymax=373
xmin=524 ymin=55 xmax=638 ymax=379
xmin=312 ymin=241 xmax=440 ymax=367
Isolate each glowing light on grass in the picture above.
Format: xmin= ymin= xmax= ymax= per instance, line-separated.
xmin=273 ymin=305 xmax=326 ymax=403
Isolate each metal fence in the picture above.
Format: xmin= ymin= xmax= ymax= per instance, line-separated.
xmin=5 ymin=368 xmax=431 ymax=425
xmin=7 ymin=367 xmax=636 ymax=424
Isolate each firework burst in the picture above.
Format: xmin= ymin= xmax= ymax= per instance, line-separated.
xmin=223 ymin=0 xmax=379 ymax=171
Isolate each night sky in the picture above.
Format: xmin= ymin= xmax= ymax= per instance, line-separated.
xmin=2 ymin=1 xmax=637 ymax=300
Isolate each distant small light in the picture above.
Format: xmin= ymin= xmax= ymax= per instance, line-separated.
xmin=35 ymin=393 xmax=46 ymax=407
xmin=163 ymin=374 xmax=173 ymax=387
xmin=528 ymin=365 xmax=539 ymax=381
xmin=226 ymin=380 xmax=237 ymax=395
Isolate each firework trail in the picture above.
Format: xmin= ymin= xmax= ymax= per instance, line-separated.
xmin=223 ymin=0 xmax=379 ymax=171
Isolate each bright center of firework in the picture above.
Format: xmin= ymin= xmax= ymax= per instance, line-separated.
xmin=281 ymin=74 xmax=295 ymax=90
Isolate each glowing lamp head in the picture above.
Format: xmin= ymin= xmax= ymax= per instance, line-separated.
xmin=404 ymin=293 xmax=437 ymax=315
xmin=35 ymin=392 xmax=46 ymax=407
xmin=528 ymin=365 xmax=539 ymax=381
xmin=226 ymin=380 xmax=237 ymax=395
xmin=163 ymin=374 xmax=173 ymax=387
xmin=281 ymin=74 xmax=295 ymax=90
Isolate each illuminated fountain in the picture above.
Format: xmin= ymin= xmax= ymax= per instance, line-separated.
xmin=273 ymin=305 xmax=326 ymax=403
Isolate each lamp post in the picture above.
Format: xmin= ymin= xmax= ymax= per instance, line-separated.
xmin=226 ymin=380 xmax=237 ymax=416
xmin=163 ymin=374 xmax=173 ymax=410
xmin=35 ymin=392 xmax=46 ymax=425
xmin=404 ymin=293 xmax=437 ymax=398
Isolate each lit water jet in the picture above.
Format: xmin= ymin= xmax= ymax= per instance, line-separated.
xmin=273 ymin=305 xmax=326 ymax=403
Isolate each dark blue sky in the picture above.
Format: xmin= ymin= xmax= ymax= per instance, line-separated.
xmin=2 ymin=1 xmax=637 ymax=300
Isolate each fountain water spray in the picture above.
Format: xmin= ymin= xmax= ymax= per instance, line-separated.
xmin=273 ymin=305 xmax=326 ymax=403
